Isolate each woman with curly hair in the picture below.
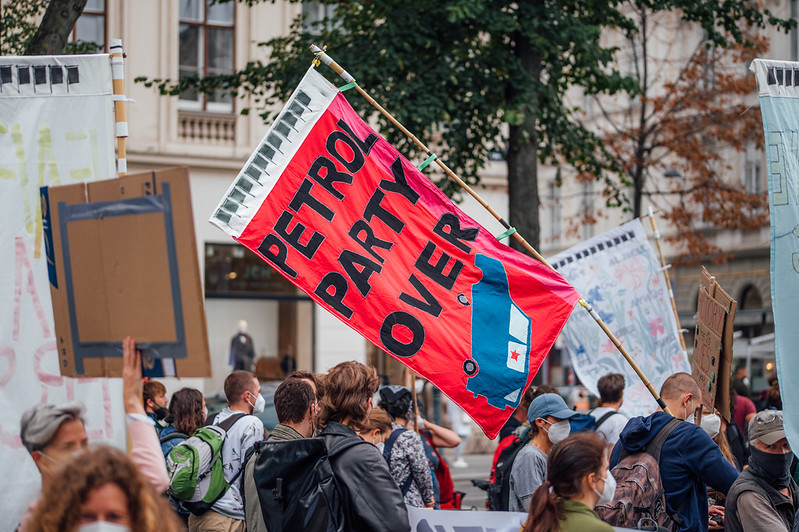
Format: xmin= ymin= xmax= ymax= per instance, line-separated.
xmin=522 ymin=432 xmax=614 ymax=532
xmin=26 ymin=445 xmax=181 ymax=532
xmin=159 ymin=387 xmax=206 ymax=456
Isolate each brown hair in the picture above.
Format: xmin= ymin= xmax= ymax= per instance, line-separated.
xmin=523 ymin=432 xmax=607 ymax=532
xmin=142 ymin=381 xmax=166 ymax=407
xmin=28 ymin=445 xmax=181 ymax=532
xmin=660 ymin=372 xmax=700 ymax=401
xmin=597 ymin=373 xmax=625 ymax=404
xmin=318 ymin=361 xmax=379 ymax=431
xmin=274 ymin=378 xmax=315 ymax=424
xmin=224 ymin=370 xmax=257 ymax=404
xmin=364 ymin=407 xmax=393 ymax=437
xmin=288 ymin=369 xmax=324 ymax=401
xmin=713 ymin=423 xmax=739 ymax=470
xmin=169 ymin=388 xmax=204 ymax=436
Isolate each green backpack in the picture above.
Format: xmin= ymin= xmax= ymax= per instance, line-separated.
xmin=166 ymin=413 xmax=246 ymax=515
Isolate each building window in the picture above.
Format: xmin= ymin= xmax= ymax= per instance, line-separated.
xmin=549 ymin=182 xmax=561 ymax=243
xmin=302 ymin=1 xmax=337 ymax=32
xmin=69 ymin=0 xmax=105 ymax=52
xmin=179 ymin=0 xmax=234 ymax=113
xmin=581 ymin=182 xmax=594 ymax=239
xmin=744 ymin=143 xmax=763 ymax=194
xmin=205 ymin=243 xmax=306 ymax=299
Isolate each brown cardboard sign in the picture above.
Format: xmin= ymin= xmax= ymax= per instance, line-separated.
xmin=692 ymin=267 xmax=736 ymax=420
xmin=42 ymin=167 xmax=210 ymax=377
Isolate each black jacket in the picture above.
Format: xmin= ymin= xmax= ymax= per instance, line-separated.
xmin=319 ymin=421 xmax=410 ymax=532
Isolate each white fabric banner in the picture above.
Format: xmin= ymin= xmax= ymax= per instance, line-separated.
xmin=751 ymin=58 xmax=799 ymax=453
xmin=0 ymin=54 xmax=123 ymax=530
xmin=548 ymin=219 xmax=690 ymax=416
xmin=408 ymin=507 xmax=526 ymax=531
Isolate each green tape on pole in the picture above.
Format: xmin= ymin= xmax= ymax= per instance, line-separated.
xmin=417 ymin=153 xmax=438 ymax=170
xmin=338 ymin=81 xmax=358 ymax=92
xmin=496 ymin=227 xmax=517 ymax=241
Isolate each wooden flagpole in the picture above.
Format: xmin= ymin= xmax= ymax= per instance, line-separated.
xmin=110 ymin=39 xmax=128 ymax=175
xmin=644 ymin=206 xmax=687 ymax=352
xmin=310 ymin=44 xmax=671 ymax=415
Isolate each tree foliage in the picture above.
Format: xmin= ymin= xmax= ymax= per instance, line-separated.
xmin=590 ymin=2 xmax=774 ymax=263
xmin=139 ymin=0 xmax=791 ymax=253
xmin=1 ymin=0 xmax=99 ymax=56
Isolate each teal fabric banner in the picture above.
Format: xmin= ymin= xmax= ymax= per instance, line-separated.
xmin=752 ymin=59 xmax=799 ymax=449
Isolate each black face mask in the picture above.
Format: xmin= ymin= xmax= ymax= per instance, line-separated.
xmin=748 ymin=446 xmax=793 ymax=488
xmin=153 ymin=406 xmax=169 ymax=421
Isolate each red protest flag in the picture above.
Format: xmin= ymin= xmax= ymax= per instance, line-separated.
xmin=211 ymin=67 xmax=580 ymax=438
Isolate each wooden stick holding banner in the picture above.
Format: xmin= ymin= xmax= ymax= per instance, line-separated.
xmin=646 ymin=206 xmax=687 ymax=352
xmin=110 ymin=39 xmax=128 ymax=175
xmin=310 ymin=44 xmax=671 ymax=415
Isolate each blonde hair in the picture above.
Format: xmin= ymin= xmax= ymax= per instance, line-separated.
xmin=28 ymin=445 xmax=181 ymax=532
xmin=364 ymin=407 xmax=394 ymax=437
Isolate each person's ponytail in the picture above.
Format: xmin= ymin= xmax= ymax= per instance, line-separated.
xmin=522 ymin=480 xmax=560 ymax=532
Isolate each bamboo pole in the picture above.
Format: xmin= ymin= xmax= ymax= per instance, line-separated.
xmin=309 ymin=45 xmax=671 ymax=415
xmin=646 ymin=206 xmax=687 ymax=352
xmin=110 ymin=39 xmax=128 ymax=175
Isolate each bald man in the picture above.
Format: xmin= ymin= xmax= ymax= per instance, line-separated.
xmin=609 ymin=373 xmax=739 ymax=532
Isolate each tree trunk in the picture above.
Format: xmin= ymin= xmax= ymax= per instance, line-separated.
xmin=25 ymin=0 xmax=88 ymax=55
xmin=507 ymin=36 xmax=542 ymax=253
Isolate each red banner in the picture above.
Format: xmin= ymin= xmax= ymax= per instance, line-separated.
xmin=212 ymin=68 xmax=580 ymax=438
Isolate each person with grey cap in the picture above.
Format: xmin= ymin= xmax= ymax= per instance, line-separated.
xmin=509 ymin=393 xmax=579 ymax=512
xmin=725 ymin=410 xmax=798 ymax=532
xmin=20 ymin=402 xmax=89 ymax=488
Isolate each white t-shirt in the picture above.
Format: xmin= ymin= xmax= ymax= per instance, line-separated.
xmin=211 ymin=407 xmax=265 ymax=520
xmin=590 ymin=407 xmax=628 ymax=446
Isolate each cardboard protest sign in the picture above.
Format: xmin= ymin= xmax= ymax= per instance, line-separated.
xmin=692 ymin=267 xmax=736 ymax=419
xmin=752 ymin=58 xmax=799 ymax=453
xmin=210 ymin=67 xmax=580 ymax=438
xmin=548 ymin=220 xmax=689 ymax=417
xmin=42 ymin=167 xmax=211 ymax=378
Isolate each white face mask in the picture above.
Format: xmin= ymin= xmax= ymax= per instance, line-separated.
xmin=248 ymin=391 xmax=266 ymax=415
xmin=593 ymin=472 xmax=617 ymax=506
xmin=376 ymin=442 xmax=385 ymax=453
xmin=684 ymin=398 xmax=695 ymax=423
xmin=79 ymin=522 xmax=131 ymax=532
xmin=544 ymin=419 xmax=571 ymax=444
xmin=202 ymin=407 xmax=208 ymax=421
xmin=700 ymin=413 xmax=721 ymax=439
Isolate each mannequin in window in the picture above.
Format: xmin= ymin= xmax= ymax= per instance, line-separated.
xmin=229 ymin=320 xmax=255 ymax=371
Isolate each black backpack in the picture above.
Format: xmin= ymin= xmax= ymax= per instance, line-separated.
xmin=487 ymin=427 xmax=532 ymax=511
xmin=244 ymin=436 xmax=362 ymax=532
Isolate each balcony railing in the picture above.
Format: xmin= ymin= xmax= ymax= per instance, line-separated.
xmin=178 ymin=111 xmax=236 ymax=145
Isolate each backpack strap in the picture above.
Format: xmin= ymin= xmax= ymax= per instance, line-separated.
xmin=619 ymin=417 xmax=681 ymax=461
xmin=216 ymin=412 xmax=248 ymax=432
xmin=159 ymin=431 xmax=189 ymax=444
xmin=382 ymin=428 xmax=414 ymax=496
xmin=594 ymin=410 xmax=618 ymax=431
xmin=645 ymin=418 xmax=681 ymax=462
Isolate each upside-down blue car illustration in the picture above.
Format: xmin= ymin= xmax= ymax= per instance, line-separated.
xmin=463 ymin=254 xmax=532 ymax=409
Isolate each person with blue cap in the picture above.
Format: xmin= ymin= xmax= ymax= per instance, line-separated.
xmin=509 ymin=393 xmax=579 ymax=512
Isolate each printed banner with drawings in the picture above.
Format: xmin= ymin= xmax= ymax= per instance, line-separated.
xmin=211 ymin=66 xmax=581 ymax=439
xmin=752 ymin=59 xmax=799 ymax=451
xmin=0 ymin=54 xmax=123 ymax=530
xmin=548 ymin=220 xmax=689 ymax=417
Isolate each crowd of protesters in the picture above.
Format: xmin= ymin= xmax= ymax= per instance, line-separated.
xmin=12 ymin=335 xmax=797 ymax=532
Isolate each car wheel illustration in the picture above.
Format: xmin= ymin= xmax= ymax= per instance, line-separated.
xmin=463 ymin=358 xmax=478 ymax=376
